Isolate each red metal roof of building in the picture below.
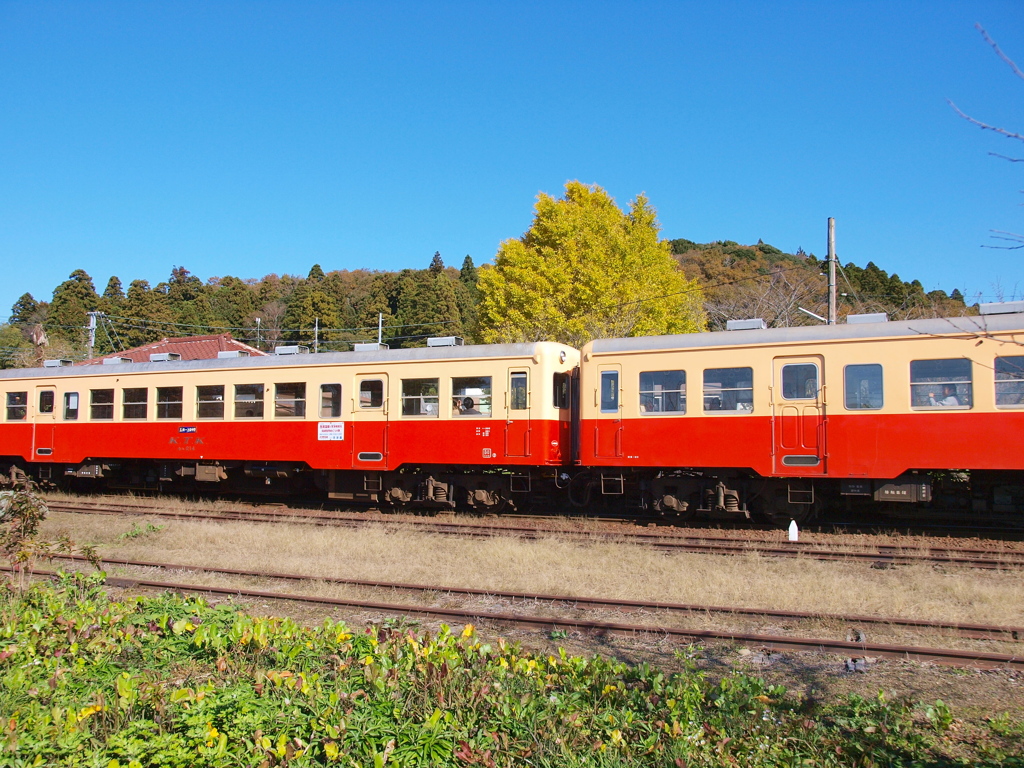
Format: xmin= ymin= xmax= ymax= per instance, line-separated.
xmin=78 ymin=333 xmax=266 ymax=365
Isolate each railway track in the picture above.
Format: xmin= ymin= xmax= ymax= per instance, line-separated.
xmin=47 ymin=498 xmax=1024 ymax=570
xmin=17 ymin=560 xmax=1023 ymax=671
xmin=52 ymin=552 xmax=1024 ymax=641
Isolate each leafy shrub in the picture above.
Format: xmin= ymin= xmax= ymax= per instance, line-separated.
xmin=0 ymin=576 xmax=1019 ymax=766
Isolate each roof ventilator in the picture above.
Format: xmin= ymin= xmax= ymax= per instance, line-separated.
xmin=274 ymin=345 xmax=309 ymax=355
xmin=353 ymin=342 xmax=389 ymax=351
xmin=149 ymin=352 xmax=181 ymax=362
xmin=42 ymin=359 xmax=73 ymax=368
xmin=426 ymin=336 xmax=464 ymax=347
xmin=102 ymin=357 xmax=133 ymax=365
xmin=846 ymin=312 xmax=888 ymax=324
xmin=980 ymin=300 xmax=1024 ymax=316
xmin=725 ymin=318 xmax=767 ymax=331
xmin=217 ymin=350 xmax=250 ymax=358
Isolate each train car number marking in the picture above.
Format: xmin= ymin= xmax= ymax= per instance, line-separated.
xmin=318 ymin=422 xmax=345 ymax=441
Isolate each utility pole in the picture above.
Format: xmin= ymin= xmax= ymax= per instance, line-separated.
xmin=377 ymin=313 xmax=383 ymax=345
xmin=255 ymin=317 xmax=261 ymax=350
xmin=827 ymin=217 xmax=837 ymax=325
xmin=86 ymin=311 xmax=101 ymax=359
xmin=313 ymin=317 xmax=319 ymax=354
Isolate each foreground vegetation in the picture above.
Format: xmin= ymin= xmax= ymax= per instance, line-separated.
xmin=1 ymin=574 xmax=1021 ymax=767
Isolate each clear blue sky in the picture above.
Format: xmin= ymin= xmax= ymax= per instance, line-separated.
xmin=2 ymin=1 xmax=1022 ymax=320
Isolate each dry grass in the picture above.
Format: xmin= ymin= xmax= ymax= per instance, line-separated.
xmin=39 ymin=509 xmax=1024 ymax=630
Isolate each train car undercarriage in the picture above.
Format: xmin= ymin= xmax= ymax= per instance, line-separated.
xmin=3 ymin=458 xmax=1022 ymax=526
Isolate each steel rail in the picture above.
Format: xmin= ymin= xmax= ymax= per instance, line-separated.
xmin=52 ymin=553 xmax=1024 ymax=640
xmin=14 ymin=565 xmax=1023 ymax=671
xmin=47 ymin=500 xmax=1024 ymax=570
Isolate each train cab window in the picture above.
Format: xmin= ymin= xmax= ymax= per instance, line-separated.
xmin=235 ymin=384 xmax=264 ymax=418
xmin=510 ymin=372 xmax=529 ymax=411
xmin=123 ymin=388 xmax=148 ymax=420
xmin=401 ymin=378 xmax=439 ymax=417
xmin=157 ymin=387 xmax=184 ymax=419
xmin=320 ymin=384 xmax=342 ymax=417
xmin=639 ymin=371 xmax=685 ymax=414
xmin=359 ymin=380 xmax=384 ymax=409
xmin=910 ymin=359 xmax=972 ymax=409
xmin=38 ymin=390 xmax=54 ymax=414
xmin=90 ymin=389 xmax=114 ymax=420
xmin=63 ymin=392 xmax=79 ymax=420
xmin=844 ymin=364 xmax=883 ymax=410
xmin=453 ymin=376 xmax=492 ymax=416
xmin=6 ymin=392 xmax=27 ymax=421
xmin=553 ymin=372 xmax=570 ymax=410
xmin=703 ymin=368 xmax=753 ymax=412
xmin=197 ymin=385 xmax=225 ymax=419
xmin=275 ymin=383 xmax=306 ymax=418
xmin=600 ymin=371 xmax=619 ymax=413
xmin=996 ymin=356 xmax=1024 ymax=407
xmin=781 ymin=364 xmax=818 ymax=400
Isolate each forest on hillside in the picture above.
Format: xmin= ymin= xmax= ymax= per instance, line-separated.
xmin=0 ymin=241 xmax=970 ymax=367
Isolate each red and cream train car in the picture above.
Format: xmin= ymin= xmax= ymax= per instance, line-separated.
xmin=0 ymin=341 xmax=579 ymax=511
xmin=578 ymin=310 xmax=1024 ymax=523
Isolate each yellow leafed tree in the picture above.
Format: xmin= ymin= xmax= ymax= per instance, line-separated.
xmin=478 ymin=182 xmax=705 ymax=346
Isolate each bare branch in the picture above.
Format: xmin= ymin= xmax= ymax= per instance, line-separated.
xmin=948 ymin=99 xmax=1024 ymax=142
xmin=982 ymin=229 xmax=1024 ymax=249
xmin=989 ymin=152 xmax=1024 ymax=162
xmin=976 ymin=23 xmax=1024 ymax=82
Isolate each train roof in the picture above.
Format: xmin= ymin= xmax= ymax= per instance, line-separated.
xmin=586 ymin=312 xmax=1024 ymax=355
xmin=0 ymin=341 xmax=575 ymax=381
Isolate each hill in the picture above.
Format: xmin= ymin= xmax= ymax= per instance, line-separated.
xmin=0 ymin=242 xmax=971 ymax=366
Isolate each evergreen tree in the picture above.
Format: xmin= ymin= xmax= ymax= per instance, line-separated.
xmin=356 ymin=274 xmax=397 ymax=345
xmin=48 ymin=270 xmax=100 ymax=344
xmin=308 ymin=264 xmax=326 ymax=282
xmin=210 ymin=276 xmax=256 ymax=330
xmin=429 ymin=252 xmax=444 ymax=275
xmin=122 ymin=279 xmax=174 ymax=347
xmin=9 ymin=293 xmax=39 ymax=326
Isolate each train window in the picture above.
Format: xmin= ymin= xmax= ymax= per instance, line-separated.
xmin=157 ymin=387 xmax=184 ymax=419
xmin=703 ymin=368 xmax=753 ymax=412
xmin=910 ymin=359 xmax=972 ymax=409
xmin=197 ymin=385 xmax=225 ymax=419
xmin=90 ymin=389 xmax=114 ymax=420
xmin=235 ymin=384 xmax=264 ymax=419
xmin=996 ymin=356 xmax=1024 ymax=407
xmin=781 ymin=364 xmax=818 ymax=400
xmin=6 ymin=392 xmax=27 ymax=421
xmin=401 ymin=378 xmax=439 ymax=417
xmin=320 ymin=384 xmax=342 ymax=418
xmin=553 ymin=372 xmax=570 ymax=409
xmin=639 ymin=371 xmax=685 ymax=414
xmin=510 ymin=372 xmax=529 ymax=410
xmin=844 ymin=364 xmax=883 ymax=409
xmin=359 ymin=380 xmax=384 ymax=409
xmin=453 ymin=376 xmax=492 ymax=416
xmin=600 ymin=371 xmax=619 ymax=413
xmin=123 ymin=388 xmax=148 ymax=420
xmin=275 ymin=383 xmax=306 ymax=418
xmin=38 ymin=390 xmax=54 ymax=414
xmin=63 ymin=392 xmax=79 ymax=420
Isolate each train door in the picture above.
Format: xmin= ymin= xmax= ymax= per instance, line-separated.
xmin=352 ymin=374 xmax=389 ymax=468
xmin=504 ymin=369 xmax=530 ymax=457
xmin=771 ymin=356 xmax=826 ymax=474
xmin=33 ymin=386 xmax=56 ymax=458
xmin=594 ymin=364 xmax=623 ymax=458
